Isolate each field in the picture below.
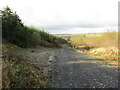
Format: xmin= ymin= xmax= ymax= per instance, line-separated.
xmin=62 ymin=32 xmax=119 ymax=67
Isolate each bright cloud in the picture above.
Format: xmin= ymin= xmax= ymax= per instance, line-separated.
xmin=0 ymin=0 xmax=119 ymax=34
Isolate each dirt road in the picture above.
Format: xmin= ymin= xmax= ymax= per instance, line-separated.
xmin=9 ymin=45 xmax=118 ymax=88
xmin=50 ymin=45 xmax=118 ymax=88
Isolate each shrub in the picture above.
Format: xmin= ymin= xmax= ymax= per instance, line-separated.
xmin=1 ymin=6 xmax=67 ymax=48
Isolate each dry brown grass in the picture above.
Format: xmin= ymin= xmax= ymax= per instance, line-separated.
xmin=70 ymin=32 xmax=118 ymax=48
xmin=70 ymin=32 xmax=119 ymax=67
xmin=2 ymin=43 xmax=51 ymax=88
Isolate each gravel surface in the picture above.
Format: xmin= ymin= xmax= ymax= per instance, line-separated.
xmin=50 ymin=46 xmax=118 ymax=88
xmin=7 ymin=45 xmax=119 ymax=88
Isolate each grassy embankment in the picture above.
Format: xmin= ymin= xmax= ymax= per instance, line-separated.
xmin=1 ymin=7 xmax=67 ymax=88
xmin=66 ymin=32 xmax=119 ymax=67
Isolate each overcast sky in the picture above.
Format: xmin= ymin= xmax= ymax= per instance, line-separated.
xmin=0 ymin=0 xmax=119 ymax=34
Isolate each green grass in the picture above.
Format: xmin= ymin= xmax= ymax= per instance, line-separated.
xmin=1 ymin=6 xmax=67 ymax=48
xmin=70 ymin=36 xmax=84 ymax=47
xmin=69 ymin=32 xmax=119 ymax=67
xmin=1 ymin=6 xmax=67 ymax=88
xmin=82 ymin=33 xmax=104 ymax=37
xmin=68 ymin=32 xmax=118 ymax=48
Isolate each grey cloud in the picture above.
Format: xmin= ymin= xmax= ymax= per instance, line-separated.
xmin=38 ymin=24 xmax=117 ymax=31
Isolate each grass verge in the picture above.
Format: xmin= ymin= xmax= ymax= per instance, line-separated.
xmin=2 ymin=43 xmax=51 ymax=88
xmin=76 ymin=47 xmax=118 ymax=68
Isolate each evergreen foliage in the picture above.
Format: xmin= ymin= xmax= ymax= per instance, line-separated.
xmin=0 ymin=6 xmax=67 ymax=48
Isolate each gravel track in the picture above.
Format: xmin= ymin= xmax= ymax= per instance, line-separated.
xmin=7 ymin=46 xmax=119 ymax=88
xmin=50 ymin=46 xmax=118 ymax=88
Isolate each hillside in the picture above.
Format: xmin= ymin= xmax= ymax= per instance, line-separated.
xmin=63 ymin=32 xmax=119 ymax=67
xmin=1 ymin=7 xmax=67 ymax=88
xmin=1 ymin=6 xmax=67 ymax=48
